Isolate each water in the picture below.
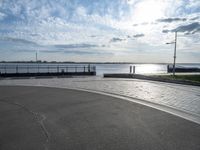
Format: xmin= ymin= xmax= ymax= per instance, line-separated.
xmin=95 ymin=64 xmax=167 ymax=75
xmin=89 ymin=63 xmax=200 ymax=75
xmin=0 ymin=63 xmax=200 ymax=75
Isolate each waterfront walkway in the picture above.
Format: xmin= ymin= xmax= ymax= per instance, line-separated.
xmin=0 ymin=86 xmax=200 ymax=150
xmin=0 ymin=76 xmax=200 ymax=123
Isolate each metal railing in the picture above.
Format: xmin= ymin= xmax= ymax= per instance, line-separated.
xmin=0 ymin=64 xmax=96 ymax=74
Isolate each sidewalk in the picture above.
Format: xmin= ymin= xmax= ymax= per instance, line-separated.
xmin=104 ymin=73 xmax=200 ymax=86
xmin=0 ymin=77 xmax=200 ymax=123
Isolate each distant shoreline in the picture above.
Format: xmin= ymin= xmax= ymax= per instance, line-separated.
xmin=1 ymin=61 xmax=200 ymax=65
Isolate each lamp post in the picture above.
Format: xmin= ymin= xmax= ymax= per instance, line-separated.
xmin=166 ymin=31 xmax=177 ymax=76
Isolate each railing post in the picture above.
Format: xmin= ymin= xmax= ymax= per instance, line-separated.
xmin=48 ymin=66 xmax=49 ymax=73
xmin=37 ymin=65 xmax=39 ymax=73
xmin=75 ymin=66 xmax=77 ymax=72
xmin=84 ymin=66 xmax=85 ymax=72
xmin=16 ymin=65 xmax=18 ymax=74
xmin=4 ymin=66 xmax=6 ymax=74
xmin=27 ymin=66 xmax=29 ymax=73
xmin=57 ymin=66 xmax=59 ymax=73
xmin=88 ymin=64 xmax=90 ymax=73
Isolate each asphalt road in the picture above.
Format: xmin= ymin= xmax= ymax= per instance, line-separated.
xmin=0 ymin=86 xmax=200 ymax=150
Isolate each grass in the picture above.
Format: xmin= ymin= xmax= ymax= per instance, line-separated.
xmin=154 ymin=74 xmax=200 ymax=83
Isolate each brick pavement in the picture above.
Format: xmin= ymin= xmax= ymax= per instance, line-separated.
xmin=0 ymin=76 xmax=200 ymax=120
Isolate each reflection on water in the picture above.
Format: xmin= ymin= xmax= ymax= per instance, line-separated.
xmin=96 ymin=64 xmax=167 ymax=75
xmin=135 ymin=64 xmax=167 ymax=74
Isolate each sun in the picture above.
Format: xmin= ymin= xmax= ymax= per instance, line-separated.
xmin=133 ymin=0 xmax=166 ymax=23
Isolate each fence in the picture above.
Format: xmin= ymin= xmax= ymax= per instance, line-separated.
xmin=0 ymin=64 xmax=96 ymax=77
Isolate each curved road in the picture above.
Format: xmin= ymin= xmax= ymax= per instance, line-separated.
xmin=0 ymin=86 xmax=200 ymax=150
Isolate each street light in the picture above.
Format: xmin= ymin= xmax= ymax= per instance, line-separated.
xmin=166 ymin=31 xmax=177 ymax=76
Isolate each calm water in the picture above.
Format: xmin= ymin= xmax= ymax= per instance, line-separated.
xmin=0 ymin=63 xmax=200 ymax=75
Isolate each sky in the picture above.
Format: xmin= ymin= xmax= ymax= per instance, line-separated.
xmin=0 ymin=0 xmax=200 ymax=63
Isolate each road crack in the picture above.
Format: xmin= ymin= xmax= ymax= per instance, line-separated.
xmin=0 ymin=99 xmax=50 ymax=149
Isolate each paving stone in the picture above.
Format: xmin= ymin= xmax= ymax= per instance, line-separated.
xmin=0 ymin=77 xmax=200 ymax=117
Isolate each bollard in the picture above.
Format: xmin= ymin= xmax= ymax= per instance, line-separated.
xmin=130 ymin=66 xmax=132 ymax=74
xmin=133 ymin=66 xmax=135 ymax=74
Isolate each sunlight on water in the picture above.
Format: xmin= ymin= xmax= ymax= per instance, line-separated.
xmin=135 ymin=64 xmax=167 ymax=74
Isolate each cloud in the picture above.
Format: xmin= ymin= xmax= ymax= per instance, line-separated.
xmin=110 ymin=37 xmax=125 ymax=42
xmin=54 ymin=43 xmax=99 ymax=49
xmin=157 ymin=17 xmax=187 ymax=23
xmin=162 ymin=29 xmax=170 ymax=33
xmin=126 ymin=34 xmax=144 ymax=39
xmin=133 ymin=34 xmax=144 ymax=38
xmin=40 ymin=49 xmax=113 ymax=56
xmin=0 ymin=0 xmax=200 ymax=62
xmin=0 ymin=37 xmax=38 ymax=45
xmin=41 ymin=49 xmax=96 ymax=55
xmin=175 ymin=22 xmax=200 ymax=34
xmin=0 ymin=12 xmax=6 ymax=20
xmin=90 ymin=35 xmax=97 ymax=37
xmin=63 ymin=50 xmax=112 ymax=55
xmin=132 ymin=24 xmax=138 ymax=26
xmin=132 ymin=22 xmax=149 ymax=27
xmin=163 ymin=22 xmax=200 ymax=34
xmin=190 ymin=16 xmax=199 ymax=21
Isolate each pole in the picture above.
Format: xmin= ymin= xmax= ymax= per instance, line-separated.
xmin=133 ymin=66 xmax=135 ymax=74
xmin=173 ymin=31 xmax=177 ymax=76
xmin=36 ymin=52 xmax=38 ymax=62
